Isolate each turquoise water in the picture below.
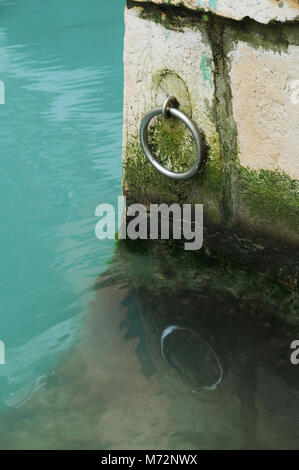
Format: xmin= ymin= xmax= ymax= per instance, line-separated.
xmin=0 ymin=0 xmax=124 ymax=410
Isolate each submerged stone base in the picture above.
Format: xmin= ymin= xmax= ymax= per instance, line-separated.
xmin=0 ymin=239 xmax=298 ymax=449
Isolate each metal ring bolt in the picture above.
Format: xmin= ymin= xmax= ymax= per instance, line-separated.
xmin=140 ymin=96 xmax=202 ymax=180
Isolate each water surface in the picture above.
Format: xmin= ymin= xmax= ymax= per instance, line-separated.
xmin=0 ymin=0 xmax=124 ymax=410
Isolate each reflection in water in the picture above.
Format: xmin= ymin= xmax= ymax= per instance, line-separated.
xmin=0 ymin=239 xmax=298 ymax=450
xmin=160 ymin=326 xmax=223 ymax=390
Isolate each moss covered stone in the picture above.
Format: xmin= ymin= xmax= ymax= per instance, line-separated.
xmin=237 ymin=167 xmax=299 ymax=240
xmin=123 ymin=136 xmax=222 ymax=225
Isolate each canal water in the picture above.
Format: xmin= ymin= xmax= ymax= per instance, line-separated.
xmin=0 ymin=0 xmax=123 ymax=412
xmin=0 ymin=0 xmax=298 ymax=450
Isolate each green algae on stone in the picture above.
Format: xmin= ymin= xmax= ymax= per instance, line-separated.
xmin=116 ymin=237 xmax=299 ymax=320
xmin=151 ymin=69 xmax=192 ymax=125
xmin=223 ymin=16 xmax=299 ymax=55
xmin=123 ymin=137 xmax=222 ymax=225
xmin=238 ymin=166 xmax=299 ymax=236
xmin=148 ymin=119 xmax=196 ymax=173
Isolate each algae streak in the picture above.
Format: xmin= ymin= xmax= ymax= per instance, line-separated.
xmin=237 ymin=166 xmax=299 ymax=244
xmin=123 ymin=136 xmax=222 ymax=226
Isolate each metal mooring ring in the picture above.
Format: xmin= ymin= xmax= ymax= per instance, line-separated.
xmin=139 ymin=96 xmax=202 ymax=180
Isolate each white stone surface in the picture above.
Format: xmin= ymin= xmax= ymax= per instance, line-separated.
xmin=134 ymin=0 xmax=299 ymax=25
xmin=229 ymin=42 xmax=299 ymax=180
xmin=123 ymin=6 xmax=217 ymax=152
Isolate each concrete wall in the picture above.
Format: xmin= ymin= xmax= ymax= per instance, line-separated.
xmin=122 ymin=0 xmax=299 ymax=275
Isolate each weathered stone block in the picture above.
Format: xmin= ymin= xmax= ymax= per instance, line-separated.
xmin=123 ymin=6 xmax=222 ymax=223
xmin=133 ymin=0 xmax=299 ymax=25
xmin=229 ymin=42 xmax=299 ymax=180
xmin=123 ymin=2 xmax=299 ymax=273
xmin=227 ymin=40 xmax=299 ymax=244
